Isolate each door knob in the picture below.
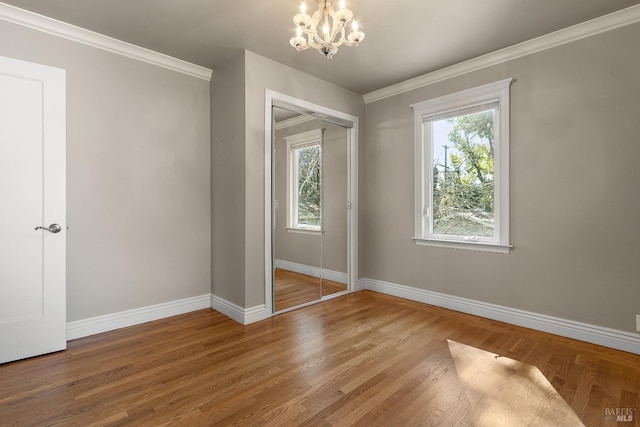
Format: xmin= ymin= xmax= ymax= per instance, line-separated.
xmin=34 ymin=224 xmax=62 ymax=234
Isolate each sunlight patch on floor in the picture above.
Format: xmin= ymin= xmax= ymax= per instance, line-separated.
xmin=447 ymin=339 xmax=585 ymax=427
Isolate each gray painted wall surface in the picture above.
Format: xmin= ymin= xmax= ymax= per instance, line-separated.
xmin=244 ymin=50 xmax=365 ymax=307
xmin=211 ymin=53 xmax=247 ymax=306
xmin=273 ymin=119 xmax=348 ymax=274
xmin=0 ymin=21 xmax=211 ymax=321
xmin=321 ymin=122 xmax=349 ymax=274
xmin=6 ymin=11 xmax=635 ymax=338
xmin=362 ymin=23 xmax=640 ymax=332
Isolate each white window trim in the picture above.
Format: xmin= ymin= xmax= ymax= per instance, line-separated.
xmin=284 ymin=129 xmax=322 ymax=232
xmin=411 ymin=78 xmax=513 ymax=253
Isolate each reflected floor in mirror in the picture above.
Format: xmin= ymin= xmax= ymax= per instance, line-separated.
xmin=274 ymin=268 xmax=347 ymax=312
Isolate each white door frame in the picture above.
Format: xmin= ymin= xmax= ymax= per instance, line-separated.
xmin=264 ymin=90 xmax=358 ymax=316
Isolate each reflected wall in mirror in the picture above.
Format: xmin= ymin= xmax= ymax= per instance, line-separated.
xmin=319 ymin=120 xmax=348 ymax=298
xmin=272 ymin=105 xmax=348 ymax=312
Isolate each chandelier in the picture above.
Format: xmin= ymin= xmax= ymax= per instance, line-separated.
xmin=289 ymin=0 xmax=365 ymax=59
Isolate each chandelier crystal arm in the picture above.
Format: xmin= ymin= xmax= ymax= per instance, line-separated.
xmin=310 ymin=6 xmax=323 ymax=33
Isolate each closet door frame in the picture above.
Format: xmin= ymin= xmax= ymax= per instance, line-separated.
xmin=264 ymin=90 xmax=358 ymax=316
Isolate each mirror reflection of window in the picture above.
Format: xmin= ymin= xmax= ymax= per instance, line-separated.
xmin=285 ymin=133 xmax=322 ymax=231
xmin=295 ymin=144 xmax=321 ymax=228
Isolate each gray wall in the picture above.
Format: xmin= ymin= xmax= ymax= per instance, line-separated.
xmin=273 ymin=119 xmax=348 ymax=274
xmin=362 ymin=23 xmax=640 ymax=332
xmin=211 ymin=53 xmax=247 ymax=306
xmin=7 ymin=9 xmax=632 ymax=337
xmin=0 ymin=21 xmax=211 ymax=321
xmin=321 ymin=122 xmax=349 ymax=274
xmin=243 ymin=50 xmax=365 ymax=307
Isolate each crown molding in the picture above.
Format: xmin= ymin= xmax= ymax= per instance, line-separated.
xmin=0 ymin=2 xmax=212 ymax=81
xmin=363 ymin=4 xmax=640 ymax=104
xmin=274 ymin=114 xmax=316 ymax=130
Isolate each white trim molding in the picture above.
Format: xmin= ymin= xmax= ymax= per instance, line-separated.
xmin=411 ymin=78 xmax=512 ymax=253
xmin=363 ymin=4 xmax=640 ymax=103
xmin=358 ymin=278 xmax=640 ymax=355
xmin=0 ymin=2 xmax=212 ymax=80
xmin=66 ymin=294 xmax=211 ymax=340
xmin=66 ymin=293 xmax=271 ymax=340
xmin=413 ymin=238 xmax=512 ymax=254
xmin=275 ymin=259 xmax=348 ymax=285
xmin=275 ymin=114 xmax=317 ymax=131
xmin=210 ymin=295 xmax=269 ymax=325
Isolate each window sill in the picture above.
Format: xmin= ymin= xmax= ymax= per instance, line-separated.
xmin=413 ymin=237 xmax=512 ymax=254
xmin=286 ymin=227 xmax=323 ymax=235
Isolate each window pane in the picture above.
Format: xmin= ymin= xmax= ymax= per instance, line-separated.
xmin=432 ymin=110 xmax=495 ymax=237
xmin=297 ymin=145 xmax=321 ymax=227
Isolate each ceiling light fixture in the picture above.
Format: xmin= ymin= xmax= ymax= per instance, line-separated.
xmin=289 ymin=0 xmax=365 ymax=59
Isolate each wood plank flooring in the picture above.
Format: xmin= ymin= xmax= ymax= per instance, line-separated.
xmin=1 ymin=290 xmax=639 ymax=426
xmin=274 ymin=268 xmax=347 ymax=312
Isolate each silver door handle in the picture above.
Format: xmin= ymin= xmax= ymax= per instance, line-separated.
xmin=34 ymin=224 xmax=62 ymax=234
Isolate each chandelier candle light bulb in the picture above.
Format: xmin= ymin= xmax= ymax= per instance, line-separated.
xmin=289 ymin=0 xmax=365 ymax=59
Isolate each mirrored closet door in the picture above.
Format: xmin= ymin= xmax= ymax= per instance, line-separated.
xmin=272 ymin=103 xmax=349 ymax=313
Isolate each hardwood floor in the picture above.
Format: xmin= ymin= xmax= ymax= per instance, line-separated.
xmin=1 ymin=291 xmax=638 ymax=426
xmin=274 ymin=268 xmax=347 ymax=312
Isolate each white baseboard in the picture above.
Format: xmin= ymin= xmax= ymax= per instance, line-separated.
xmin=210 ymin=294 xmax=270 ymax=325
xmin=358 ymin=278 xmax=640 ymax=355
xmin=67 ymin=293 xmax=271 ymax=339
xmin=66 ymin=294 xmax=211 ymax=340
xmin=275 ymin=259 xmax=348 ymax=285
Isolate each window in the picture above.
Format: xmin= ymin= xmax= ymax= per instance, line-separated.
xmin=285 ymin=129 xmax=322 ymax=232
xmin=411 ymin=79 xmax=512 ymax=252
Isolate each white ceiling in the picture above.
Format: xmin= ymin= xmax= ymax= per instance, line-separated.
xmin=3 ymin=0 xmax=640 ymax=94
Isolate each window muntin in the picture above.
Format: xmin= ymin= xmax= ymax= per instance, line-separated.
xmin=412 ymin=79 xmax=512 ymax=252
xmin=285 ymin=130 xmax=322 ymax=231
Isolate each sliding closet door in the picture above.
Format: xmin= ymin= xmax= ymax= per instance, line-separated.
xmin=272 ymin=106 xmax=322 ymax=311
xmin=270 ymin=100 xmax=353 ymax=314
xmin=319 ymin=120 xmax=348 ymax=297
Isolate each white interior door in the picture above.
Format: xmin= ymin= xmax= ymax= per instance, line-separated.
xmin=0 ymin=56 xmax=66 ymax=364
